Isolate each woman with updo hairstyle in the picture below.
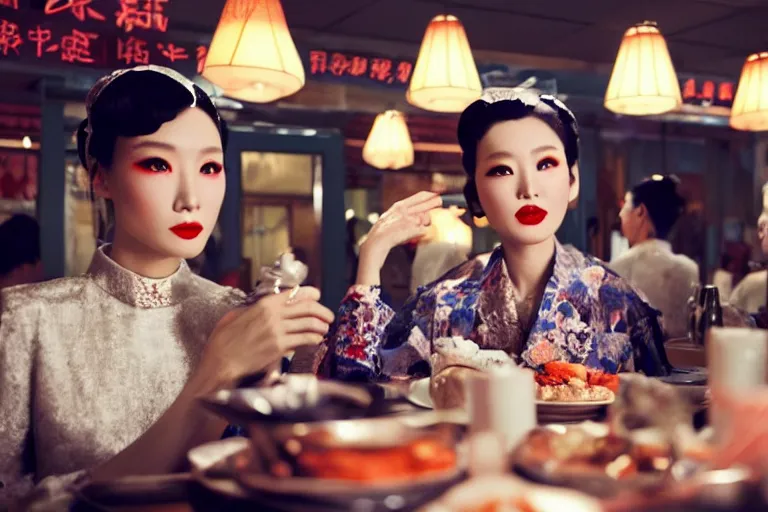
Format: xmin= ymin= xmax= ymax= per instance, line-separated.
xmin=611 ymin=175 xmax=700 ymax=338
xmin=0 ymin=66 xmax=333 ymax=507
xmin=318 ymin=90 xmax=670 ymax=407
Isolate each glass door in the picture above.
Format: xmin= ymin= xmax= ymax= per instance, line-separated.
xmin=220 ymin=127 xmax=347 ymax=309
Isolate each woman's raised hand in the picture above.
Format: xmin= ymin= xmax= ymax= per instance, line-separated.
xmin=193 ymin=286 xmax=334 ymax=391
xmin=357 ymin=192 xmax=443 ymax=286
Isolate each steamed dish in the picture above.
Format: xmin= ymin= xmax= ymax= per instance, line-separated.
xmin=534 ymin=362 xmax=619 ymax=402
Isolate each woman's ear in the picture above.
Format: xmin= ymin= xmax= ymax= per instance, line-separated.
xmin=92 ymin=167 xmax=112 ymax=199
xmin=567 ymin=163 xmax=580 ymax=208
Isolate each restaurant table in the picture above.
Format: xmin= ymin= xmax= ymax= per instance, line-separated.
xmin=73 ymin=476 xmax=768 ymax=512
xmin=70 ymin=376 xmax=713 ymax=512
xmin=666 ymin=337 xmax=707 ymax=368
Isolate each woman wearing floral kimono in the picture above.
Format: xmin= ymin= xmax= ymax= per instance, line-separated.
xmin=318 ymin=90 xmax=670 ymax=406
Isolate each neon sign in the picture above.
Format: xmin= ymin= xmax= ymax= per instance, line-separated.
xmin=115 ymin=0 xmax=169 ymax=33
xmin=307 ymin=49 xmax=413 ymax=89
xmin=0 ymin=0 xmax=199 ymax=75
xmin=681 ymin=78 xmax=735 ymax=108
xmin=44 ymin=0 xmax=106 ymax=22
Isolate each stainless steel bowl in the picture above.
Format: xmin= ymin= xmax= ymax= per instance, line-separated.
xmin=267 ymin=411 xmax=461 ymax=450
xmin=198 ymin=374 xmax=374 ymax=425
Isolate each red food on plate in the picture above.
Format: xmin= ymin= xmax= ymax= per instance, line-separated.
xmin=295 ymin=438 xmax=456 ymax=482
xmin=534 ymin=362 xmax=619 ymax=402
xmin=586 ymin=370 xmax=620 ymax=393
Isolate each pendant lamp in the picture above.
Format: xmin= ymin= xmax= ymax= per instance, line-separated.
xmin=362 ymin=110 xmax=415 ymax=170
xmin=604 ymin=21 xmax=682 ymax=116
xmin=407 ymin=14 xmax=482 ymax=113
xmin=730 ymin=52 xmax=768 ymax=132
xmin=427 ymin=207 xmax=472 ymax=248
xmin=203 ymin=0 xmax=305 ymax=103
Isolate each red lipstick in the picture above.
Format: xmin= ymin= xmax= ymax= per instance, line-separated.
xmin=515 ymin=205 xmax=548 ymax=226
xmin=170 ymin=222 xmax=203 ymax=240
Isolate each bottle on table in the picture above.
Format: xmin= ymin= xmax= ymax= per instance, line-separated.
xmin=697 ymin=285 xmax=723 ymax=346
xmin=688 ymin=284 xmax=702 ymax=343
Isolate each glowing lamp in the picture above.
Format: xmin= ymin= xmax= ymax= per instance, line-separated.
xmin=427 ymin=207 xmax=472 ymax=248
xmin=730 ymin=52 xmax=768 ymax=132
xmin=362 ymin=110 xmax=415 ymax=170
xmin=407 ymin=14 xmax=482 ymax=113
xmin=604 ymin=21 xmax=682 ymax=116
xmin=203 ymin=0 xmax=305 ymax=103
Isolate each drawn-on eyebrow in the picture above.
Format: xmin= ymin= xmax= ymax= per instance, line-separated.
xmin=129 ymin=140 xmax=223 ymax=156
xmin=483 ymin=145 xmax=559 ymax=161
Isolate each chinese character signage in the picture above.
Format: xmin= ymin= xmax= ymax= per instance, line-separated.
xmin=681 ymin=78 xmax=735 ymax=108
xmin=305 ymin=49 xmax=414 ymax=89
xmin=0 ymin=3 xmax=418 ymax=92
xmin=0 ymin=0 xmax=198 ymax=75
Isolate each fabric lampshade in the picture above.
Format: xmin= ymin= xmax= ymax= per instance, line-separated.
xmin=730 ymin=52 xmax=768 ymax=132
xmin=604 ymin=22 xmax=682 ymax=116
xmin=203 ymin=0 xmax=305 ymax=103
xmin=362 ymin=110 xmax=415 ymax=170
xmin=407 ymin=14 xmax=482 ymax=113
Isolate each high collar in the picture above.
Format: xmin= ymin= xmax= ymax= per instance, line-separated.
xmin=627 ymin=238 xmax=672 ymax=255
xmin=86 ymin=245 xmax=193 ymax=309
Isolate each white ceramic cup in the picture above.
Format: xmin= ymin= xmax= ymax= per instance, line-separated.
xmin=707 ymin=327 xmax=768 ymax=440
xmin=466 ymin=363 xmax=536 ymax=454
xmin=707 ymin=327 xmax=768 ymax=391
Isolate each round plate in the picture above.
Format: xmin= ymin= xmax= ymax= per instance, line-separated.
xmin=419 ymin=474 xmax=602 ymax=512
xmin=188 ymin=436 xmax=464 ymax=509
xmin=188 ymin=437 xmax=250 ymax=499
xmin=535 ymin=399 xmax=614 ymax=407
xmin=535 ymin=399 xmax=613 ymax=424
xmin=232 ymin=444 xmax=463 ymax=498
xmin=408 ymin=378 xmax=434 ymax=409
xmin=407 ymin=377 xmax=612 ymax=424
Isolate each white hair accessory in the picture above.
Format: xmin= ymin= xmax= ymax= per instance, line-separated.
xmin=479 ymin=87 xmax=577 ymax=123
xmin=480 ymin=87 xmax=541 ymax=106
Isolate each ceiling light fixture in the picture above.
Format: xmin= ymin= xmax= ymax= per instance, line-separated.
xmin=362 ymin=110 xmax=415 ymax=170
xmin=407 ymin=14 xmax=482 ymax=113
xmin=730 ymin=52 xmax=768 ymax=132
xmin=604 ymin=21 xmax=682 ymax=116
xmin=204 ymin=0 xmax=305 ymax=103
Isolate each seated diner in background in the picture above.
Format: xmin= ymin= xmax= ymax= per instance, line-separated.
xmin=609 ymin=175 xmax=700 ymax=339
xmin=316 ymin=90 xmax=672 ymax=407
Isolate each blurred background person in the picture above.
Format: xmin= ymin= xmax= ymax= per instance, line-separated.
xmin=0 ymin=214 xmax=43 ymax=291
xmin=712 ymin=242 xmax=752 ymax=304
xmin=730 ymin=193 xmax=768 ymax=315
xmin=410 ymin=206 xmax=472 ymax=294
xmin=610 ymin=175 xmax=699 ymax=338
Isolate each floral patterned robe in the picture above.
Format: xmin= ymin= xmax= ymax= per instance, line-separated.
xmin=319 ymin=242 xmax=670 ymax=381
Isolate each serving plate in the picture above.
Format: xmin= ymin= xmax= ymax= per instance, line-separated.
xmin=188 ymin=437 xmax=463 ymax=511
xmin=419 ymin=474 xmax=602 ymax=512
xmin=536 ymin=398 xmax=613 ymax=423
xmin=408 ymin=377 xmax=612 ymax=423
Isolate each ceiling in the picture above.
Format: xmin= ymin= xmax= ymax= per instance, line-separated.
xmin=167 ymin=0 xmax=768 ymax=78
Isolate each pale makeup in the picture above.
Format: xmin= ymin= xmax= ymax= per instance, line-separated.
xmin=474 ymin=117 xmax=578 ymax=247
xmin=94 ymin=107 xmax=225 ymax=276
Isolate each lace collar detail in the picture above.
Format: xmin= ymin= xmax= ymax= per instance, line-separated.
xmin=86 ymin=245 xmax=192 ymax=309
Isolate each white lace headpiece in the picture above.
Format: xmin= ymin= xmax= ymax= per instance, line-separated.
xmin=480 ymin=87 xmax=577 ymax=125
